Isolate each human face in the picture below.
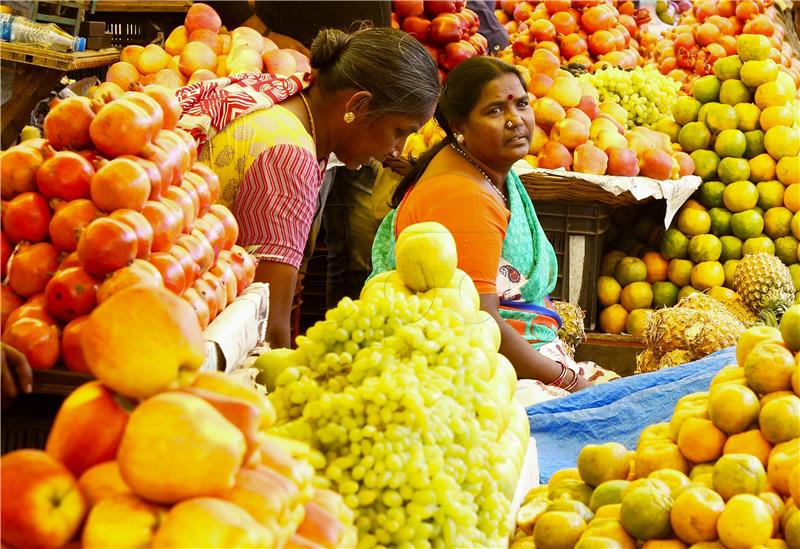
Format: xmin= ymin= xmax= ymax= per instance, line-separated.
xmin=335 ymin=111 xmax=433 ymax=170
xmin=457 ymin=73 xmax=534 ymax=171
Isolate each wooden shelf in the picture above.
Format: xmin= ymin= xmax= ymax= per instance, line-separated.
xmin=0 ymin=42 xmax=119 ymax=71
xmin=90 ymin=0 xmax=192 ymax=12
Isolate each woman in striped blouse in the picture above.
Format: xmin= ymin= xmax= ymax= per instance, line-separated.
xmin=177 ymin=26 xmax=440 ymax=349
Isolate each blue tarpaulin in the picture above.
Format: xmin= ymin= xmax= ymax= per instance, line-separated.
xmin=527 ymin=347 xmax=737 ymax=483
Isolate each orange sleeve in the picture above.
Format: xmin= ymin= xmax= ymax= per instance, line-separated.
xmin=395 ymin=175 xmax=510 ymax=294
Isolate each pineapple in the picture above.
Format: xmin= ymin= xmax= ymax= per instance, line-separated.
xmin=635 ymin=349 xmax=659 ymax=374
xmin=644 ymin=308 xmax=706 ymax=358
xmin=657 ymin=349 xmax=695 ymax=369
xmin=684 ymin=319 xmax=743 ymax=357
xmin=733 ymin=253 xmax=795 ymax=323
xmin=644 ymin=306 xmax=744 ymax=360
xmin=720 ymin=293 xmax=760 ymax=328
xmin=552 ymin=300 xmax=586 ymax=358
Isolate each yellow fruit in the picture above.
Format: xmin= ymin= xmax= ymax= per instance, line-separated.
xmin=590 ymin=481 xmax=631 ymax=512
xmin=717 ymin=494 xmax=774 ymax=549
xmin=744 ymin=341 xmax=796 ymax=394
xmin=678 ymin=208 xmax=712 ymax=237
xmin=759 ymin=491 xmax=785 ymax=537
xmin=750 ymin=154 xmax=778 ymax=183
xmin=690 ymin=262 xmax=725 ymax=290
xmin=786 ymin=184 xmax=800 ymax=213
xmin=788 ymin=463 xmax=800 ymax=506
xmin=723 ymin=180 xmax=759 ymax=212
xmin=766 ymin=438 xmax=800 ymax=498
xmin=601 ymin=251 xmax=628 ymax=276
xmin=641 ymin=540 xmax=688 ymax=548
xmin=548 ymin=478 xmax=594 ymax=507
xmin=548 ymin=76 xmax=582 ymax=108
xmin=755 ymin=81 xmax=795 ymax=110
xmin=711 ymin=364 xmax=747 ymax=388
xmin=574 ymin=535 xmax=625 ymax=548
xmin=626 ymin=308 xmax=652 ymax=338
xmin=737 ymin=34 xmax=771 ymax=62
xmin=712 ymin=453 xmax=767 ymax=501
xmin=759 ymin=395 xmax=800 ymax=443
xmin=760 ymin=105 xmax=795 ymax=131
xmin=723 ymin=429 xmax=774 ymax=467
xmin=395 ymin=222 xmax=457 ymax=292
xmin=635 ymin=442 xmax=689 ymax=479
xmin=614 ymin=257 xmax=648 ymax=286
xmin=709 ymin=383 xmax=761 ymax=434
xmin=777 ymin=157 xmax=800 ymax=186
xmin=737 ymin=326 xmax=783 ymax=367
xmin=549 ymin=468 xmax=582 ymax=486
xmin=620 ymin=282 xmax=653 ymax=312
xmin=620 ymin=480 xmax=674 ymax=540
xmin=582 ymin=519 xmax=636 ymax=549
xmin=533 ymin=511 xmax=586 ymax=549
xmin=578 ymin=442 xmax=631 ymax=487
xmin=600 ymin=304 xmax=628 ymax=334
xmin=649 ymin=470 xmax=692 ymax=498
xmin=670 ymin=486 xmax=725 ymax=545
xmin=594 ymin=504 xmax=622 ymax=520
xmin=638 ymin=422 xmax=673 ymax=450
xmin=677 ymin=417 xmax=727 ymax=463
xmin=598 ymin=275 xmax=623 ymax=306
xmin=764 ymin=126 xmax=800 ymax=160
xmin=780 ymin=304 xmax=800 ymax=352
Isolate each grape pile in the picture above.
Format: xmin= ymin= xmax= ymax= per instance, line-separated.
xmin=259 ymin=224 xmax=529 ymax=549
xmin=580 ymin=65 xmax=682 ymax=128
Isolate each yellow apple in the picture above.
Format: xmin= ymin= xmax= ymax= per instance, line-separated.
xmin=82 ymin=494 xmax=165 ymax=548
xmin=78 ymin=460 xmax=131 ymax=506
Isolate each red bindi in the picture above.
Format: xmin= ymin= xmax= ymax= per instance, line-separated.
xmin=508 ymin=94 xmax=513 ymax=101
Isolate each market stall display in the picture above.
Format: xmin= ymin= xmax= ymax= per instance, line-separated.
xmin=512 ymin=306 xmax=800 ymax=548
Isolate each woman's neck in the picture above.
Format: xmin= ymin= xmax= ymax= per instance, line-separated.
xmin=453 ymin=145 xmax=511 ymax=190
xmin=305 ymin=87 xmax=332 ymax=162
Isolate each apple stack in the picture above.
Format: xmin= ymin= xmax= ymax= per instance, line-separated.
xmin=0 ymin=286 xmax=358 ymax=548
xmin=392 ymin=0 xmax=489 ymax=80
xmin=100 ymin=2 xmax=311 ymax=93
xmin=1 ymin=86 xmax=256 ymax=374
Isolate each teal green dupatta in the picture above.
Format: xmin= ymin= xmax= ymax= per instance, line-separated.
xmin=370 ymin=170 xmax=561 ymax=348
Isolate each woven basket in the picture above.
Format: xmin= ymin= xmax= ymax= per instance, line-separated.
xmin=520 ymin=171 xmax=648 ymax=207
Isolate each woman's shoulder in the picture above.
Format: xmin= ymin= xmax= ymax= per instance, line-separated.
xmin=234 ymin=104 xmax=315 ymax=153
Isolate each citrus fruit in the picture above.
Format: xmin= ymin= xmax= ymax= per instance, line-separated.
xmin=713 ymin=55 xmax=743 ymax=81
xmin=704 ymin=103 xmax=738 ymax=133
xmin=766 ymin=438 xmax=800 ymax=497
xmin=669 ymin=486 xmax=725 ymax=544
xmin=779 ymin=304 xmax=800 ymax=351
xmin=626 ymin=308 xmax=652 ymax=337
xmin=692 ymin=75 xmax=722 ymax=104
xmin=735 ymin=103 xmax=761 ymax=132
xmin=717 ymin=494 xmax=773 ymax=549
xmin=760 ymin=104 xmax=794 ymax=130
xmin=593 ymin=505 xmax=622 ymax=520
xmin=620 ymin=480 xmax=674 ymax=540
xmin=549 ymin=478 xmax=594 ymax=507
xmin=743 ymin=236 xmax=776 ymax=256
xmin=678 ymin=122 xmax=712 ymax=153
xmin=737 ymin=34 xmax=771 ymax=62
xmin=638 ymin=423 xmax=672 ymax=450
xmin=635 ymin=442 xmax=689 ymax=479
xmin=744 ymin=129 xmax=766 ymax=159
xmin=661 ymin=229 xmax=690 ymax=260
xmin=741 ymin=59 xmax=779 ymax=88
xmin=673 ymin=96 xmax=702 ymax=126
xmin=690 ymin=261 xmax=725 ymax=290
xmin=731 ymin=209 xmax=765 ymax=239
xmin=534 ymin=511 xmax=587 ymax=549
xmin=777 ymin=157 xmax=800 ymax=186
xmin=789 ymin=264 xmax=800 ymax=292
xmin=715 ymin=129 xmax=747 ymax=158
xmin=698 ymin=102 xmax=721 ymax=125
xmin=653 ymin=119 xmax=681 ymax=143
xmin=720 ymin=235 xmax=743 ymax=261
xmin=755 ymin=81 xmax=795 ymax=110
xmin=614 ymin=257 xmax=648 ymax=286
xmin=723 ymin=259 xmax=740 ymax=287
xmin=690 ymin=150 xmax=721 ymax=181
xmin=652 ymin=281 xmax=680 ymax=309
xmin=677 ymin=285 xmax=699 ymax=300
xmin=547 ymin=499 xmax=594 ymax=523
xmin=718 ymin=158 xmax=751 ymax=184
xmin=759 ymin=395 xmax=800 ymax=443
xmin=723 ymin=429 xmax=773 ymax=467
xmin=764 ymin=206 xmax=793 ymax=238
xmin=677 ymin=417 xmax=727 ymax=463
xmin=677 ymin=208 xmax=712 ymax=237
xmin=601 ymin=250 xmax=627 ymax=276
xmin=598 ymin=275 xmax=623 ymax=307
xmin=699 ymin=181 xmax=726 ymax=209
xmin=649 ymin=470 xmax=691 ymax=498
xmin=709 ymin=208 xmax=733 ymax=236
xmin=709 ymin=384 xmax=761 ymax=434
xmin=790 ymin=462 xmax=800 ymax=505
xmin=764 ymin=126 xmax=800 ymax=160
xmin=578 ymin=442 xmax=632 ymax=487
xmin=642 ymin=251 xmax=669 ymax=283
xmin=667 ymin=259 xmax=694 ymax=287
xmin=738 ymin=326 xmax=783 ymax=365
xmin=581 ymin=519 xmax=636 ymax=549
xmin=723 ymin=180 xmax=759 ymax=212
xmin=549 ymin=468 xmax=582 ymax=486
xmin=750 ymin=155 xmax=778 ymax=183
xmin=775 ymin=236 xmax=799 ymax=265
xmin=782 ymin=502 xmax=800 ymax=549
xmin=589 ymin=480 xmax=631 ymax=512
xmin=757 ymin=180 xmax=785 ymax=209
xmin=708 ymin=286 xmax=736 ymax=301
xmin=688 ymin=235 xmax=722 ymax=262
xmin=744 ymin=341 xmax=795 ymax=394
xmin=712 ymin=453 xmax=767 ymax=501
xmin=599 ymin=304 xmax=628 ymax=334
xmin=786 ymin=185 xmax=800 ymax=213
xmin=719 ymin=80 xmax=752 ymax=106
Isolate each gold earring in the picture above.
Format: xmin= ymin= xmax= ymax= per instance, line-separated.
xmin=343 ymin=112 xmax=355 ymax=124
xmin=456 ymin=134 xmax=464 ymax=144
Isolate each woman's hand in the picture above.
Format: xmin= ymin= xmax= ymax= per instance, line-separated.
xmin=1 ymin=343 xmax=33 ymax=408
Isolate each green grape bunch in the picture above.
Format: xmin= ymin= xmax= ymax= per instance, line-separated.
xmin=580 ymin=65 xmax=682 ymax=129
xmin=257 ymin=221 xmax=531 ymax=549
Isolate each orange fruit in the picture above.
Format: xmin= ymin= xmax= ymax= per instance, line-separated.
xmin=759 ymin=395 xmax=800 ymax=443
xmin=708 ymin=384 xmax=761 ymax=434
xmin=533 ymin=511 xmax=586 ymax=549
xmin=712 ymin=453 xmax=767 ymax=501
xmin=677 ymin=417 xmax=727 ymax=463
xmin=574 ymin=535 xmax=625 ymax=548
xmin=643 ymin=251 xmax=669 ymax=283
xmin=548 ymin=478 xmax=594 ymax=507
xmin=723 ymin=429 xmax=774 ymax=466
xmin=581 ymin=519 xmax=636 ymax=549
xmin=620 ymin=282 xmax=653 ymax=312
xmin=620 ymin=479 xmax=674 ymax=541
xmin=635 ymin=442 xmax=690 ymax=478
xmin=758 ymin=491 xmax=785 ymax=537
xmin=736 ymin=326 xmax=784 ymax=367
xmin=641 ymin=541 xmax=687 ymax=548
xmin=598 ymin=276 xmax=623 ymax=306
xmin=670 ymin=486 xmax=725 ymax=544
xmin=788 ymin=462 xmax=800 ymax=505
xmin=599 ymin=304 xmax=628 ymax=334
xmin=549 ymin=468 xmax=581 ymax=486
xmin=578 ymin=442 xmax=632 ymax=487
xmin=638 ymin=422 xmax=672 ymax=450
xmin=711 ymin=364 xmax=748 ymax=388
xmin=766 ymin=438 xmax=800 ymax=497
xmin=717 ymin=494 xmax=773 ymax=549
xmin=744 ymin=341 xmax=796 ymax=394
xmin=649 ymin=470 xmax=692 ymax=498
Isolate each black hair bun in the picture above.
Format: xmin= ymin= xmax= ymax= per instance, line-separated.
xmin=310 ymin=28 xmax=349 ymax=72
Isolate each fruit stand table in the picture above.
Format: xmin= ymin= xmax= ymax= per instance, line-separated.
xmin=0 ymin=43 xmax=119 ymax=147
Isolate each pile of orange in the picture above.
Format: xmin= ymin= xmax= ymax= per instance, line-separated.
xmin=512 ymin=305 xmax=800 ymax=549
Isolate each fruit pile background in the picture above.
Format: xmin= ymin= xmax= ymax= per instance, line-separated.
xmin=1 ymin=88 xmax=256 ymax=374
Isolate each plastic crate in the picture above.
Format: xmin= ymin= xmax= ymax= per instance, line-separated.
xmin=535 ymin=202 xmax=612 ymax=331
xmin=1 ymin=394 xmax=64 ymax=455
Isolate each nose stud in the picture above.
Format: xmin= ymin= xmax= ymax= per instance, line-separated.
xmin=506 ymin=120 xmax=514 ymax=129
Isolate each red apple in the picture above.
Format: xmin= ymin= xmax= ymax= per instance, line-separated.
xmin=439 ymin=40 xmax=477 ymax=72
xmin=606 ymin=147 xmax=640 ymax=176
xmin=45 ymin=381 xmax=132 ymax=477
xmin=424 ymin=44 xmax=440 ymax=64
xmin=1 ymin=450 xmax=87 ymax=548
xmin=392 ymin=0 xmax=424 ymax=18
xmin=639 ymin=149 xmax=673 ymax=180
xmin=468 ymin=33 xmax=488 ymax=55
xmin=429 ymin=13 xmax=462 ymax=46
xmin=284 ymin=49 xmax=311 ymax=73
xmin=425 ymin=0 xmax=457 ymax=17
xmin=402 ymin=15 xmax=432 ymax=43
xmin=576 ymin=95 xmax=601 ymax=120
xmin=262 ymin=49 xmax=296 ymax=75
xmin=512 ymin=34 xmax=534 ymax=59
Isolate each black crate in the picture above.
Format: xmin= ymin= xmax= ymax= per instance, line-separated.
xmin=535 ymin=202 xmax=612 ymax=331
xmin=1 ymin=394 xmax=64 ymax=455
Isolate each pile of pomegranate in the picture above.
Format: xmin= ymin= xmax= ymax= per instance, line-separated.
xmin=1 ymin=87 xmax=256 ymax=372
xmin=391 ymin=0 xmax=489 ymax=79
xmin=497 ymin=0 xmax=647 ymax=71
